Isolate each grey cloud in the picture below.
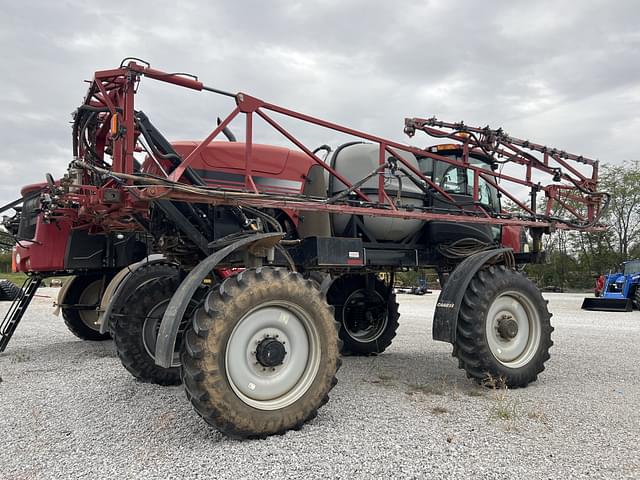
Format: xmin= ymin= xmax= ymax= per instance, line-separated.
xmin=0 ymin=0 xmax=638 ymax=207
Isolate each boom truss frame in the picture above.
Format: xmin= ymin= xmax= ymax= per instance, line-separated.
xmin=70 ymin=60 xmax=607 ymax=233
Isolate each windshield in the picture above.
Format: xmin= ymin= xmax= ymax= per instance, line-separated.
xmin=432 ymin=155 xmax=499 ymax=211
xmin=17 ymin=195 xmax=39 ymax=240
xmin=623 ymin=261 xmax=640 ymax=275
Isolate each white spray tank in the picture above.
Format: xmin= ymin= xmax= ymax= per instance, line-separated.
xmin=328 ymin=143 xmax=425 ymax=242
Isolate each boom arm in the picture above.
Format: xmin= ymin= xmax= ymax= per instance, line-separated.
xmin=55 ymin=59 xmax=609 ymax=235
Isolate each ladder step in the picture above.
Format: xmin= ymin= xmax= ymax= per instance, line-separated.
xmin=0 ymin=276 xmax=43 ymax=353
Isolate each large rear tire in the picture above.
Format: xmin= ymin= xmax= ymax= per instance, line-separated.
xmin=327 ymin=274 xmax=399 ymax=356
xmin=111 ymin=263 xmax=193 ymax=386
xmin=62 ymin=276 xmax=111 ymax=341
xmin=181 ymin=267 xmax=341 ymax=438
xmin=453 ymin=265 xmax=553 ymax=388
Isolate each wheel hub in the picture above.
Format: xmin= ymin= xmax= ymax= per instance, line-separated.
xmin=226 ymin=303 xmax=320 ymax=410
xmin=143 ymin=299 xmax=181 ymax=367
xmin=497 ymin=315 xmax=519 ymax=340
xmin=343 ymin=289 xmax=388 ymax=343
xmin=255 ymin=337 xmax=287 ymax=367
xmin=142 ymin=293 xmax=196 ymax=368
xmin=485 ymin=291 xmax=542 ymax=368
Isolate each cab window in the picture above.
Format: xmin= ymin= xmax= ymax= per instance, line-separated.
xmin=432 ymin=155 xmax=499 ymax=211
xmin=441 ymin=166 xmax=467 ymax=193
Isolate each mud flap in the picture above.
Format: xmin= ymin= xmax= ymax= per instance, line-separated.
xmin=433 ymin=248 xmax=513 ymax=344
xmin=97 ymin=255 xmax=167 ymax=334
xmin=54 ymin=276 xmax=78 ymax=316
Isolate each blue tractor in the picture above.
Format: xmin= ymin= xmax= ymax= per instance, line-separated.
xmin=582 ymin=260 xmax=640 ymax=312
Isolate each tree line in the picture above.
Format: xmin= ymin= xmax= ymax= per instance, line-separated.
xmin=524 ymin=160 xmax=640 ymax=290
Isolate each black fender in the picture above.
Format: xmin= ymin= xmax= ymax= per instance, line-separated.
xmin=55 ymin=273 xmax=113 ymax=317
xmin=54 ymin=275 xmax=82 ymax=316
xmin=97 ymin=255 xmax=170 ymax=334
xmin=155 ymin=232 xmax=285 ymax=368
xmin=433 ymin=248 xmax=513 ymax=344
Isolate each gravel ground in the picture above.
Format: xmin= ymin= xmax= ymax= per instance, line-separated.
xmin=1 ymin=288 xmax=639 ymax=479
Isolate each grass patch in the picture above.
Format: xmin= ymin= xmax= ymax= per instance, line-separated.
xmin=0 ymin=273 xmax=70 ymax=287
xmin=405 ymin=376 xmax=453 ymax=397
xmin=367 ymin=372 xmax=395 ymax=386
xmin=0 ymin=272 xmax=27 ymax=285
xmin=406 ymin=382 xmax=445 ymax=396
xmin=465 ymin=387 xmax=485 ymax=397
xmin=527 ymin=408 xmax=550 ymax=425
xmin=491 ymin=398 xmax=518 ymax=421
xmin=484 ymin=375 xmax=520 ymax=427
xmin=10 ymin=352 xmax=31 ymax=363
xmin=156 ymin=411 xmax=177 ymax=430
xmin=431 ymin=406 xmax=450 ymax=415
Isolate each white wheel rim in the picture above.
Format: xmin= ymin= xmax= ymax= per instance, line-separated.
xmin=485 ymin=291 xmax=541 ymax=368
xmin=78 ymin=280 xmax=103 ymax=331
xmin=225 ymin=301 xmax=321 ymax=411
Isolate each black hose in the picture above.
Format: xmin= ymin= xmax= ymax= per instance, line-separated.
xmin=217 ymin=117 xmax=237 ymax=142
xmin=78 ymin=111 xmax=109 ymax=168
xmin=135 ymin=119 xmax=182 ymax=164
xmin=242 ymin=206 xmax=283 ymax=233
xmin=312 ymin=145 xmax=332 ymax=158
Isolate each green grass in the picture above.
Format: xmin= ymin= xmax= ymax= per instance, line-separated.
xmin=491 ymin=399 xmax=518 ymax=421
xmin=0 ymin=272 xmax=27 ymax=285
xmin=406 ymin=380 xmax=446 ymax=396
xmin=0 ymin=272 xmax=70 ymax=287
xmin=465 ymin=387 xmax=486 ymax=397
xmin=431 ymin=406 xmax=450 ymax=415
xmin=372 ymin=372 xmax=396 ymax=386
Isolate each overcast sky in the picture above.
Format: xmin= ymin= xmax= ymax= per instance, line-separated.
xmin=0 ymin=0 xmax=639 ymax=207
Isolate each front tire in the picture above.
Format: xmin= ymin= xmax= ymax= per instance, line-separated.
xmin=181 ymin=267 xmax=341 ymax=438
xmin=454 ymin=265 xmax=553 ymax=388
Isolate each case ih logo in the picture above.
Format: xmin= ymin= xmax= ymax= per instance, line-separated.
xmin=436 ymin=302 xmax=455 ymax=309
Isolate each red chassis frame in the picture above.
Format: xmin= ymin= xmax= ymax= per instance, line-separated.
xmin=67 ymin=60 xmax=606 ymax=234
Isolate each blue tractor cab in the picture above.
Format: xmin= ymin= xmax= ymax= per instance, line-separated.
xmin=582 ymin=260 xmax=640 ymax=312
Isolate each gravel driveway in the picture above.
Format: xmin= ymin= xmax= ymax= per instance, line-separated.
xmin=1 ymin=288 xmax=638 ymax=479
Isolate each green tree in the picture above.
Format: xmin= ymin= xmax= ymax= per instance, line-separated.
xmin=598 ymin=160 xmax=640 ymax=261
xmin=523 ymin=160 xmax=639 ymax=288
